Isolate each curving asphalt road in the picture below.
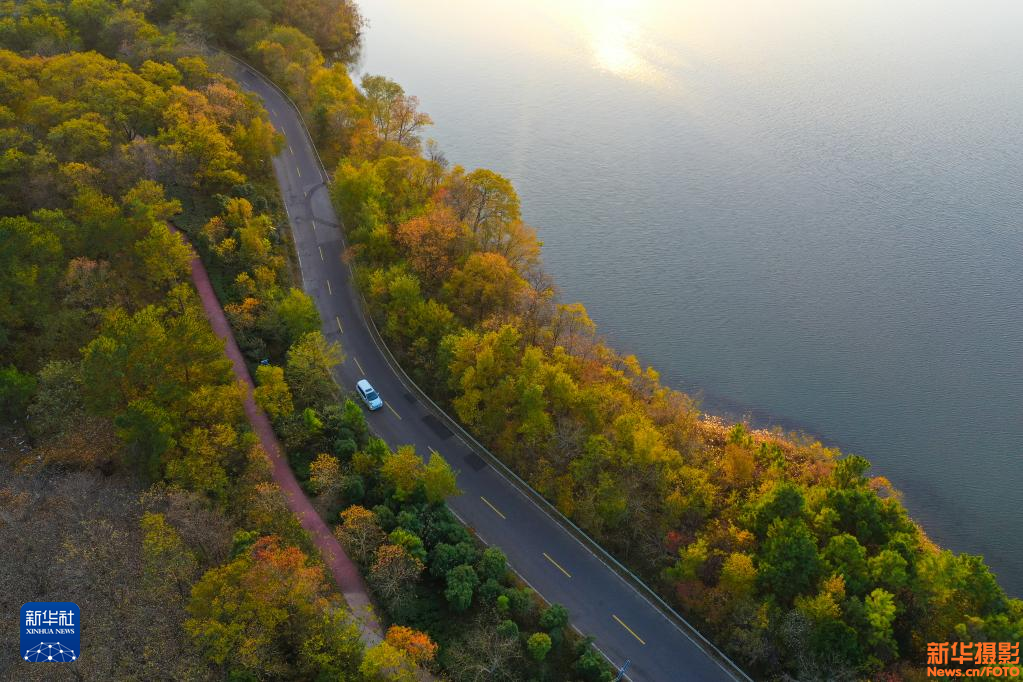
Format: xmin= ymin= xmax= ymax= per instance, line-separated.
xmin=232 ymin=62 xmax=744 ymax=682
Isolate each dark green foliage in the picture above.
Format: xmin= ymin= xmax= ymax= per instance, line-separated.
xmin=757 ymin=518 xmax=821 ymax=605
xmin=419 ymin=508 xmax=472 ymax=547
xmin=0 ymin=215 xmax=63 ymax=364
xmin=390 ymin=583 xmax=448 ymax=635
xmin=809 ymin=618 xmax=862 ymax=666
xmin=478 ymin=578 xmax=503 ymax=604
xmin=477 ymin=547 xmax=508 ymax=583
xmin=313 ymin=399 xmax=369 ymax=457
xmin=0 ymin=365 xmax=36 ymax=421
xmin=373 ymin=504 xmax=397 ymax=532
xmin=574 ymin=638 xmax=614 ymax=682
xmin=507 ymin=588 xmax=537 ymax=622
xmin=823 ymin=533 xmax=870 ymax=596
xmin=747 ymin=481 xmax=805 ymax=539
xmin=341 ymin=474 xmax=365 ymax=504
xmin=497 ymin=619 xmax=519 ymax=639
xmin=824 ymin=486 xmax=910 ymax=549
xmin=287 ymin=448 xmax=316 ymax=484
xmin=396 ymin=509 xmax=423 ymax=534
xmin=114 ymin=398 xmax=176 ymax=480
xmin=389 ymin=527 xmax=427 ymax=562
xmin=429 ymin=542 xmax=478 ymax=579
xmin=833 ymin=455 xmax=871 ymax=488
xmin=539 ymin=603 xmax=569 ymax=632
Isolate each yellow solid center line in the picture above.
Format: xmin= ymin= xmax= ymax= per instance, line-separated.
xmin=353 ymin=357 xmax=365 ymax=375
xmin=326 ymin=279 xmax=332 ymax=295
xmin=480 ymin=496 xmax=506 ymax=519
xmin=385 ymin=402 xmax=401 ymax=420
xmin=543 ymin=552 xmax=571 ymax=578
xmin=335 ymin=316 xmax=343 ymax=334
xmin=319 ymin=246 xmax=325 ymax=261
xmin=612 ymin=615 xmax=646 ymax=645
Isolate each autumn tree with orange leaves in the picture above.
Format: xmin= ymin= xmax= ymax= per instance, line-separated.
xmin=385 ymin=625 xmax=438 ymax=665
xmin=186 ymin=536 xmax=363 ymax=679
xmin=393 ymin=204 xmax=466 ymax=286
xmin=334 ymin=504 xmax=385 ymax=565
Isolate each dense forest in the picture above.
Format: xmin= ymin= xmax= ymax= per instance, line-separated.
xmin=1 ymin=0 xmax=1020 ymax=680
xmin=0 ymin=2 xmax=610 ymax=680
xmin=0 ymin=34 xmax=367 ymax=678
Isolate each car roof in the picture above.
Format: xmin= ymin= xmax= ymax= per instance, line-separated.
xmin=356 ymin=379 xmax=373 ymax=391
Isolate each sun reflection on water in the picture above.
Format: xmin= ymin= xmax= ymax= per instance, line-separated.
xmin=584 ymin=0 xmax=673 ymax=87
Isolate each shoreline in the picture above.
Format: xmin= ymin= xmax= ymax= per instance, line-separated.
xmin=689 ymin=381 xmax=1021 ymax=597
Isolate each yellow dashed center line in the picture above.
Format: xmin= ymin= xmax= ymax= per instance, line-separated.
xmin=335 ymin=316 xmax=343 ymax=334
xmin=353 ymin=357 xmax=364 ymax=375
xmin=319 ymin=246 xmax=325 ymax=261
xmin=612 ymin=615 xmax=646 ymax=645
xmin=326 ymin=279 xmax=332 ymax=295
xmin=543 ymin=552 xmax=572 ymax=578
xmin=385 ymin=402 xmax=401 ymax=420
xmin=480 ymin=496 xmax=506 ymax=520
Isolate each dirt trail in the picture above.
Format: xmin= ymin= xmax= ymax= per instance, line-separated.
xmin=180 ymin=231 xmax=382 ymax=645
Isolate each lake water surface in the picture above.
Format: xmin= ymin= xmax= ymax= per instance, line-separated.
xmin=357 ymin=0 xmax=1023 ymax=594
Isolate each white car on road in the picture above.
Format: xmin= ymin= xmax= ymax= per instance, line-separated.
xmin=356 ymin=379 xmax=383 ymax=410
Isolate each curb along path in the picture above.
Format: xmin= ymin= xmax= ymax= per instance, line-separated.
xmin=178 ymin=228 xmax=383 ymax=645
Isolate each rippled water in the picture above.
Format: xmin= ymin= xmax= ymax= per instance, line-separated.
xmin=357 ymin=0 xmax=1023 ymax=594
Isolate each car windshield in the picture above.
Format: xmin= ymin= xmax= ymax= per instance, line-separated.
xmin=366 ymin=390 xmax=379 ymax=401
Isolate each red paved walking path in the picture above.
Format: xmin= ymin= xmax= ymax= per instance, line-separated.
xmin=180 ymin=231 xmax=382 ymax=644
